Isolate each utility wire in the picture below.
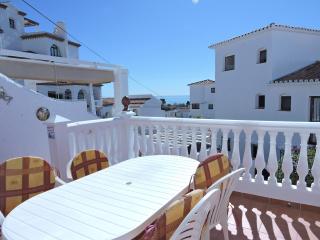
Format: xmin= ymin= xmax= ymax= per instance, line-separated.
xmin=20 ymin=0 xmax=161 ymax=96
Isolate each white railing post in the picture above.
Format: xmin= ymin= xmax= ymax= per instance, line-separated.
xmin=255 ymin=130 xmax=266 ymax=184
xmin=114 ymin=111 xmax=136 ymax=162
xmin=221 ymin=129 xmax=229 ymax=157
xmin=243 ymin=130 xmax=253 ymax=181
xmin=282 ymin=131 xmax=294 ymax=189
xmin=267 ymin=131 xmax=278 ymax=186
xmin=231 ymin=129 xmax=241 ymax=169
xmin=297 ymin=133 xmax=310 ymax=190
xmin=44 ymin=115 xmax=71 ymax=181
xmin=312 ymin=132 xmax=320 ymax=191
xmin=199 ymin=128 xmax=207 ymax=161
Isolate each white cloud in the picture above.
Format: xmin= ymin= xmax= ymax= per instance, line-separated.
xmin=192 ymin=0 xmax=199 ymax=4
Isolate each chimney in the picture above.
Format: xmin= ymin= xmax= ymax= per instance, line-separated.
xmin=54 ymin=21 xmax=67 ymax=39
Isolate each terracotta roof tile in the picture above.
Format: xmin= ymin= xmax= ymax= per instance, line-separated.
xmin=188 ymin=79 xmax=214 ymax=86
xmin=273 ymin=61 xmax=320 ymax=83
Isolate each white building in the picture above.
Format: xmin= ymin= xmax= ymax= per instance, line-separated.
xmin=209 ymin=23 xmax=320 ymax=122
xmin=0 ymin=2 xmax=128 ymax=117
xmin=188 ymin=79 xmax=215 ymax=118
xmin=0 ymin=3 xmax=129 ymax=162
xmin=129 ymin=95 xmax=165 ymax=117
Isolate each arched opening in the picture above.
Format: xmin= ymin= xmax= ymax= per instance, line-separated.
xmin=65 ymin=89 xmax=72 ymax=100
xmin=50 ymin=44 xmax=61 ymax=57
xmin=78 ymin=89 xmax=85 ymax=100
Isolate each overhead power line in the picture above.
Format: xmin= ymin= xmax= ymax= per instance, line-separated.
xmin=20 ymin=0 xmax=161 ymax=96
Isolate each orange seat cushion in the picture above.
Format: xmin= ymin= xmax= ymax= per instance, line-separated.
xmin=71 ymin=150 xmax=109 ymax=180
xmin=0 ymin=157 xmax=55 ymax=216
xmin=194 ymin=154 xmax=231 ymax=190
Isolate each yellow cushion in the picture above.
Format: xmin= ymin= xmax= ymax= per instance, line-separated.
xmin=194 ymin=154 xmax=231 ymax=190
xmin=0 ymin=157 xmax=55 ymax=216
xmin=71 ymin=150 xmax=109 ymax=180
xmin=152 ymin=189 xmax=205 ymax=240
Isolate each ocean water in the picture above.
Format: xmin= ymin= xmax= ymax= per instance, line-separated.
xmin=157 ymin=95 xmax=190 ymax=104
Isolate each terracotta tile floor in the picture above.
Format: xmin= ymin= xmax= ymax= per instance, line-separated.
xmin=210 ymin=192 xmax=320 ymax=240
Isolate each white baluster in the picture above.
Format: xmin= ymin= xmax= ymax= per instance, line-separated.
xmin=231 ymin=129 xmax=240 ymax=170
xmin=155 ymin=125 xmax=162 ymax=155
xmin=78 ymin=131 xmax=86 ymax=152
xmin=96 ymin=128 xmax=104 ymax=152
xmin=282 ymin=131 xmax=293 ymax=188
xmin=209 ymin=128 xmax=217 ymax=155
xmin=109 ymin=127 xmax=116 ymax=164
xmin=267 ymin=131 xmax=278 ymax=186
xmin=255 ymin=129 xmax=266 ymax=184
xmin=190 ymin=127 xmax=197 ymax=160
xmin=221 ymin=128 xmax=229 ymax=157
xmin=147 ymin=125 xmax=154 ymax=155
xmin=312 ymin=132 xmax=320 ymax=191
xmin=172 ymin=126 xmax=179 ymax=155
xmin=243 ymin=130 xmax=253 ymax=181
xmin=181 ymin=126 xmax=188 ymax=157
xmin=133 ymin=125 xmax=140 ymax=157
xmin=199 ymin=128 xmax=207 ymax=161
xmin=162 ymin=125 xmax=170 ymax=154
xmin=140 ymin=125 xmax=147 ymax=156
xmin=297 ymin=133 xmax=310 ymax=190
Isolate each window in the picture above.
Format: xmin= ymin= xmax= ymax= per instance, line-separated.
xmin=78 ymin=90 xmax=85 ymax=100
xmin=224 ymin=55 xmax=235 ymax=71
xmin=280 ymin=96 xmax=291 ymax=111
xmin=65 ymin=89 xmax=72 ymax=100
xmin=48 ymin=91 xmax=56 ymax=98
xmin=211 ymin=87 xmax=215 ymax=93
xmin=50 ymin=44 xmax=61 ymax=57
xmin=257 ymin=95 xmax=265 ymax=109
xmin=9 ymin=18 xmax=15 ymax=29
xmin=208 ymin=104 xmax=213 ymax=110
xmin=191 ymin=103 xmax=200 ymax=109
xmin=259 ymin=49 xmax=267 ymax=64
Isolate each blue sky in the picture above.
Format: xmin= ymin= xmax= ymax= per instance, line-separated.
xmin=11 ymin=0 xmax=320 ymax=97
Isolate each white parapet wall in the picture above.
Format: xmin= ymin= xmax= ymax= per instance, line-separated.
xmin=0 ymin=73 xmax=97 ymax=163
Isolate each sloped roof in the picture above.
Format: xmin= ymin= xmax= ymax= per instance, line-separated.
xmin=103 ymin=98 xmax=114 ymax=107
xmin=21 ymin=32 xmax=81 ymax=47
xmin=128 ymin=96 xmax=151 ymax=108
xmin=188 ymin=79 xmax=214 ymax=86
xmin=209 ymin=23 xmax=320 ymax=48
xmin=273 ymin=61 xmax=320 ymax=84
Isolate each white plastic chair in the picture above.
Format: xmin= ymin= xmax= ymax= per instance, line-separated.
xmin=203 ymin=168 xmax=245 ymax=240
xmin=170 ymin=188 xmax=221 ymax=240
xmin=0 ymin=211 xmax=4 ymax=240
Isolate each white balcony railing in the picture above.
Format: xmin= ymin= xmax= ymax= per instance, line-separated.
xmin=47 ymin=113 xmax=320 ymax=207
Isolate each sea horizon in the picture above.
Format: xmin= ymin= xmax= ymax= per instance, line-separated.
xmin=157 ymin=95 xmax=190 ymax=104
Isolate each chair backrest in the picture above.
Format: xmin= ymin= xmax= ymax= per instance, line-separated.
xmin=170 ymin=189 xmax=221 ymax=240
xmin=206 ymin=168 xmax=245 ymax=228
xmin=67 ymin=149 xmax=109 ymax=180
xmin=194 ymin=154 xmax=231 ymax=190
xmin=0 ymin=157 xmax=56 ymax=216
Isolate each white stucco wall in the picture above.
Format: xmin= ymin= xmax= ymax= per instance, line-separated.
xmin=68 ymin=44 xmax=79 ymax=59
xmin=0 ymin=74 xmax=97 ymax=163
xmin=0 ymin=4 xmax=24 ymax=50
xmin=213 ymin=28 xmax=320 ymax=121
xmin=22 ymin=37 xmax=68 ymax=57
xmin=189 ymin=83 xmax=215 ymax=118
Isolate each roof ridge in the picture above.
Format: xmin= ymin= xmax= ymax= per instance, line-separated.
xmin=188 ymin=79 xmax=214 ymax=86
xmin=209 ymin=23 xmax=320 ymax=48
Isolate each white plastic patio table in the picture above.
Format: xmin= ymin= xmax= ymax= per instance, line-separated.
xmin=2 ymin=155 xmax=199 ymax=240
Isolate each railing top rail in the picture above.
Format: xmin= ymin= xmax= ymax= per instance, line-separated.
xmin=129 ymin=116 xmax=320 ymax=131
xmin=67 ymin=117 xmax=117 ymax=129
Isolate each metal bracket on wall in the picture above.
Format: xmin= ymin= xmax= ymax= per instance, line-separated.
xmin=0 ymin=86 xmax=13 ymax=105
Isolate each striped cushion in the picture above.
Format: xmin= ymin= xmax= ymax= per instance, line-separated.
xmin=70 ymin=150 xmax=109 ymax=180
xmin=151 ymin=189 xmax=205 ymax=240
xmin=0 ymin=157 xmax=55 ymax=216
xmin=194 ymin=154 xmax=231 ymax=190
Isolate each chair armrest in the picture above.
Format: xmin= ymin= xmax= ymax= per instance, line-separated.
xmin=55 ymin=176 xmax=66 ymax=186
xmin=66 ymin=158 xmax=73 ymax=180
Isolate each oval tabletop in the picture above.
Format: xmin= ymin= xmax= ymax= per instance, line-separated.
xmin=2 ymin=155 xmax=199 ymax=240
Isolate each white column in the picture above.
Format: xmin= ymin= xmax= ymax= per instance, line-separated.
xmin=88 ymin=83 xmax=96 ymax=115
xmin=113 ymin=68 xmax=129 ymax=117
